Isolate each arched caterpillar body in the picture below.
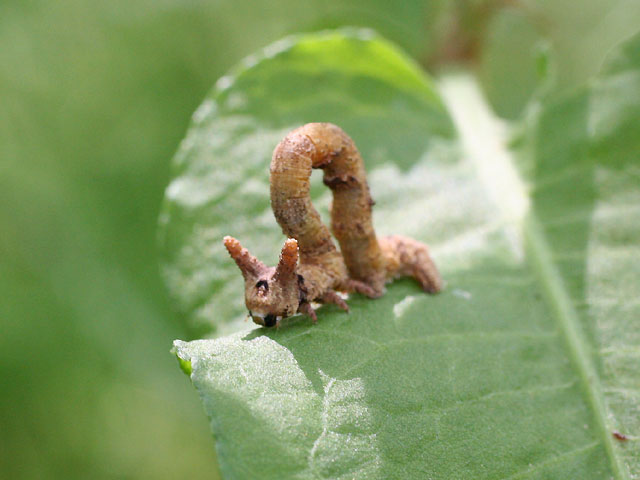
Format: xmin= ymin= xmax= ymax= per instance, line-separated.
xmin=224 ymin=123 xmax=441 ymax=327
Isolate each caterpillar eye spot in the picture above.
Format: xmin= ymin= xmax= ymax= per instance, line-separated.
xmin=263 ymin=314 xmax=277 ymax=328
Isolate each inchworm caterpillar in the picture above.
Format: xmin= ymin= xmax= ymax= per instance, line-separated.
xmin=224 ymin=123 xmax=441 ymax=327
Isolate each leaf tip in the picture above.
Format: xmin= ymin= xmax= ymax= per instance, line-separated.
xmin=172 ymin=340 xmax=193 ymax=376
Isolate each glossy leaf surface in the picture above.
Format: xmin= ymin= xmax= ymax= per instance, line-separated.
xmin=163 ymin=29 xmax=639 ymax=478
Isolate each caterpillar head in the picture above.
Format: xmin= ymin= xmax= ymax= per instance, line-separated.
xmin=223 ymin=236 xmax=300 ymax=328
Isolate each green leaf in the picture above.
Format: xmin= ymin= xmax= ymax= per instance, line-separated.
xmin=525 ymin=31 xmax=640 ymax=477
xmin=163 ymin=29 xmax=640 ymax=478
xmin=159 ymin=28 xmax=454 ymax=337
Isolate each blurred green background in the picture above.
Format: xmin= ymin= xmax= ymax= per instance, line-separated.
xmin=1 ymin=1 xmax=639 ymax=478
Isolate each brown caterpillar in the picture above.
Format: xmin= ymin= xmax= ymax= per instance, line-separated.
xmin=224 ymin=123 xmax=442 ymax=327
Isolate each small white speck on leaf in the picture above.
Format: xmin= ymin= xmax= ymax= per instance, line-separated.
xmin=452 ymin=288 xmax=472 ymax=300
xmin=393 ymin=295 xmax=416 ymax=318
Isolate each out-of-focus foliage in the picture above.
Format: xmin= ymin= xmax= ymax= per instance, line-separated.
xmin=1 ymin=0 xmax=639 ymax=478
xmin=479 ymin=0 xmax=640 ymax=118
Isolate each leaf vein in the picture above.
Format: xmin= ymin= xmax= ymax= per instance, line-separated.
xmin=498 ymin=441 xmax=601 ymax=480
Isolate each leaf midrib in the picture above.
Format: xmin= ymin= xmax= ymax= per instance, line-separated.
xmin=439 ymin=73 xmax=627 ymax=480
